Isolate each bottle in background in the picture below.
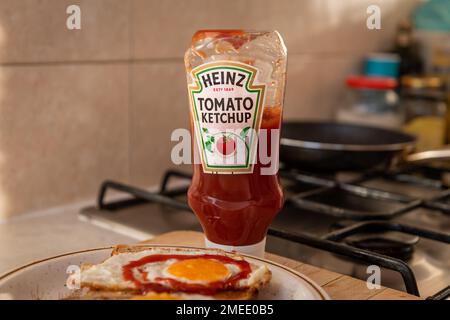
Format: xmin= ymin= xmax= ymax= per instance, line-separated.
xmin=391 ymin=20 xmax=424 ymax=77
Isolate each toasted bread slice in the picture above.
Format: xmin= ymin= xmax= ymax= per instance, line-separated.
xmin=66 ymin=289 xmax=255 ymax=300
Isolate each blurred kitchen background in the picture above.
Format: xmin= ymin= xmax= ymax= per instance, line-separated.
xmin=3 ymin=0 xmax=446 ymax=220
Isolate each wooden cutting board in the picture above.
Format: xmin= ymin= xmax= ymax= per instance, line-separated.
xmin=140 ymin=231 xmax=420 ymax=300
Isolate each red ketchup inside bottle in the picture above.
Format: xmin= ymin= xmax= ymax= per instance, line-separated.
xmin=188 ymin=107 xmax=284 ymax=249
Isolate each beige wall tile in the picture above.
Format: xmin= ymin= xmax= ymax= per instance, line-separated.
xmin=283 ymin=55 xmax=363 ymax=121
xmin=131 ymin=0 xmax=333 ymax=59
xmin=132 ymin=0 xmax=245 ymax=59
xmin=131 ymin=0 xmax=420 ymax=59
xmin=283 ymin=55 xmax=329 ymax=120
xmin=0 ymin=0 xmax=130 ymax=63
xmin=318 ymin=56 xmax=362 ymax=119
xmin=129 ymin=61 xmax=190 ymax=187
xmin=0 ymin=64 xmax=129 ymax=218
xmin=320 ymin=0 xmax=422 ymax=54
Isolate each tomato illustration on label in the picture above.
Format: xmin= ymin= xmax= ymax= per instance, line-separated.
xmin=203 ymin=126 xmax=250 ymax=157
xmin=216 ymin=136 xmax=236 ymax=156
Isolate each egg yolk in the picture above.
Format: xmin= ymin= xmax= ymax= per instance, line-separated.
xmin=167 ymin=258 xmax=230 ymax=282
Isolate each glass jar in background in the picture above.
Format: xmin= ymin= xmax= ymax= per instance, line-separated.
xmin=364 ymin=53 xmax=401 ymax=78
xmin=401 ymin=75 xmax=447 ymax=151
xmin=336 ymin=76 xmax=401 ymax=129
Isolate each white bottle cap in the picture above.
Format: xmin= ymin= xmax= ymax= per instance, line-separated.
xmin=204 ymin=237 xmax=266 ymax=258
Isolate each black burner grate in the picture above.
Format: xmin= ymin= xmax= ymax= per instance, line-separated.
xmin=283 ymin=166 xmax=450 ymax=220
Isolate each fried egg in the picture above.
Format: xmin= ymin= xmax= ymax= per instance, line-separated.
xmin=71 ymin=247 xmax=270 ymax=296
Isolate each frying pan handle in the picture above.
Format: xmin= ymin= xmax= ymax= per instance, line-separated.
xmin=406 ymin=148 xmax=450 ymax=163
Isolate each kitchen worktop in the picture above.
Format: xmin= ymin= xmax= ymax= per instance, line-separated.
xmin=0 ymin=202 xmax=138 ymax=275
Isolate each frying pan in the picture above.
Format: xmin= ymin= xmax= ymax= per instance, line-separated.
xmin=280 ymin=121 xmax=450 ymax=172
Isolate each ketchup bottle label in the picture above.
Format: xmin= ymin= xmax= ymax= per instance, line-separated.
xmin=188 ymin=61 xmax=266 ymax=174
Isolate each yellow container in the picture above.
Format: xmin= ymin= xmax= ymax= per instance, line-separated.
xmin=401 ymin=75 xmax=448 ymax=151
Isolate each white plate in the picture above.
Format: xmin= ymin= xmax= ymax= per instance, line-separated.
xmin=0 ymin=246 xmax=330 ymax=300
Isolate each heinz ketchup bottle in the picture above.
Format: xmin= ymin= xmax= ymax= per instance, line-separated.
xmin=184 ymin=30 xmax=287 ymax=257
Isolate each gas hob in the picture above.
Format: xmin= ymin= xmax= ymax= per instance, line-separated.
xmin=80 ymin=166 xmax=450 ymax=299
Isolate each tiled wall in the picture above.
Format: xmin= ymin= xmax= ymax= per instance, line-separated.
xmin=0 ymin=0 xmax=419 ymax=218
